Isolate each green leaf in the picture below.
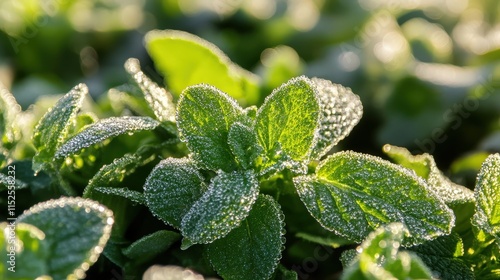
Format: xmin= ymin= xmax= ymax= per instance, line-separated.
xmin=255 ymin=76 xmax=320 ymax=174
xmin=206 ymin=195 xmax=285 ymax=280
xmin=310 ymin=78 xmax=363 ymax=159
xmin=177 ymin=84 xmax=244 ymax=172
xmin=408 ymin=234 xmax=474 ymax=280
xmin=32 ymin=84 xmax=87 ymax=172
xmin=383 ymin=144 xmax=475 ymax=233
xmin=144 ymin=158 xmax=207 ymax=229
xmin=341 ymin=223 xmax=433 ymax=280
xmin=55 ymin=116 xmax=160 ymax=159
xmin=294 ymin=151 xmax=455 ymax=245
xmin=0 ymin=84 xmax=22 ymax=151
xmin=271 ymin=264 xmax=298 ymax=280
xmin=122 ymin=230 xmax=180 ymax=263
xmin=228 ymin=122 xmax=261 ymax=170
xmin=295 ymin=232 xmax=354 ymax=248
xmin=0 ymin=223 xmax=49 ymax=279
xmin=17 ymin=197 xmax=114 ymax=280
xmin=145 ymin=29 xmax=260 ymax=105
xmin=181 ymin=170 xmax=259 ymax=244
xmin=124 ymin=58 xmax=176 ymax=124
xmin=472 ymin=153 xmax=500 ymax=247
xmin=93 ymin=187 xmax=145 ymax=205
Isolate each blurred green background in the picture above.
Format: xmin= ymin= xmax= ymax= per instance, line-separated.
xmin=1 ymin=0 xmax=500 ymax=187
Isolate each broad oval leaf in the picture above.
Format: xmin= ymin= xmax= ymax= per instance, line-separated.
xmin=32 ymin=83 xmax=87 ymax=172
xmin=472 ymin=153 xmax=500 ymax=245
xmin=181 ymin=170 xmax=259 ymax=244
xmin=255 ymin=76 xmax=320 ymax=172
xmin=144 ymin=158 xmax=207 ymax=229
xmin=122 ymin=230 xmax=180 ymax=262
xmin=55 ymin=116 xmax=160 ymax=159
xmin=177 ymin=84 xmax=244 ymax=172
xmin=17 ymin=197 xmax=114 ymax=280
xmin=124 ymin=58 xmax=176 ymax=123
xmin=145 ymin=29 xmax=260 ymax=105
xmin=294 ymin=151 xmax=454 ymax=245
xmin=310 ymin=78 xmax=363 ymax=159
xmin=206 ymin=195 xmax=285 ymax=280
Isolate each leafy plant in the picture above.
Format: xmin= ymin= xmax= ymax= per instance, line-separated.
xmin=0 ymin=29 xmax=499 ymax=280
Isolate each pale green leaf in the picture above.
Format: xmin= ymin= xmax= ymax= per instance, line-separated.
xmin=144 ymin=158 xmax=207 ymax=229
xmin=177 ymin=84 xmax=244 ymax=172
xmin=0 ymin=223 xmax=49 ymax=279
xmin=341 ymin=223 xmax=433 ymax=280
xmin=124 ymin=58 xmax=176 ymax=123
xmin=122 ymin=230 xmax=180 ymax=262
xmin=32 ymin=84 xmax=87 ymax=172
xmin=17 ymin=197 xmax=114 ymax=280
xmin=295 ymin=232 xmax=353 ymax=248
xmin=294 ymin=151 xmax=454 ymax=245
xmin=55 ymin=116 xmax=160 ymax=159
xmin=310 ymin=78 xmax=363 ymax=159
xmin=181 ymin=170 xmax=259 ymax=244
xmin=145 ymin=29 xmax=260 ymax=105
xmin=206 ymin=195 xmax=285 ymax=280
xmin=408 ymin=234 xmax=474 ymax=280
xmin=473 ymin=153 xmax=500 ymax=246
xmin=255 ymin=76 xmax=320 ymax=173
xmin=0 ymin=84 xmax=21 ymax=150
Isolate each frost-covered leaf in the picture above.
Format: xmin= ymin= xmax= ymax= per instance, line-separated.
xmin=17 ymin=197 xmax=114 ymax=280
xmin=0 ymin=84 xmax=22 ymax=150
xmin=181 ymin=170 xmax=259 ymax=244
xmin=177 ymin=84 xmax=244 ymax=172
xmin=94 ymin=187 xmax=145 ymax=205
xmin=0 ymin=222 xmax=49 ymax=279
xmin=228 ymin=122 xmax=261 ymax=170
xmin=310 ymin=78 xmax=363 ymax=159
xmin=55 ymin=116 xmax=160 ymax=159
xmin=255 ymin=76 xmax=320 ymax=173
xmin=145 ymin=29 xmax=260 ymax=105
xmin=341 ymin=223 xmax=433 ymax=280
xmin=124 ymin=58 xmax=176 ymax=123
xmin=472 ymin=154 xmax=500 ymax=246
xmin=32 ymin=84 xmax=87 ymax=172
xmin=408 ymin=233 xmax=474 ymax=280
xmin=206 ymin=195 xmax=285 ymax=280
xmin=294 ymin=151 xmax=454 ymax=245
xmin=144 ymin=158 xmax=207 ymax=229
xmin=0 ymin=172 xmax=28 ymax=191
xmin=123 ymin=230 xmax=180 ymax=262
xmin=383 ymin=144 xmax=475 ymax=233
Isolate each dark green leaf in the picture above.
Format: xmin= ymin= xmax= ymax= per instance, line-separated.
xmin=310 ymin=78 xmax=363 ymax=159
xmin=181 ymin=170 xmax=259 ymax=244
xmin=32 ymin=84 xmax=87 ymax=172
xmin=55 ymin=116 xmax=160 ymax=159
xmin=144 ymin=158 xmax=207 ymax=229
xmin=177 ymin=84 xmax=244 ymax=172
xmin=17 ymin=197 xmax=114 ymax=279
xmin=145 ymin=29 xmax=260 ymax=105
xmin=206 ymin=195 xmax=285 ymax=280
xmin=122 ymin=230 xmax=180 ymax=262
xmin=93 ymin=187 xmax=145 ymax=205
xmin=255 ymin=76 xmax=320 ymax=174
xmin=294 ymin=151 xmax=454 ymax=245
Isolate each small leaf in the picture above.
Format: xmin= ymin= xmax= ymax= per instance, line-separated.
xmin=32 ymin=84 xmax=87 ymax=172
xmin=228 ymin=122 xmax=261 ymax=170
xmin=94 ymin=187 xmax=145 ymax=205
xmin=55 ymin=116 xmax=160 ymax=159
xmin=294 ymin=151 xmax=455 ymax=245
xmin=295 ymin=232 xmax=354 ymax=248
xmin=177 ymin=84 xmax=244 ymax=172
xmin=145 ymin=29 xmax=260 ymax=105
xmin=408 ymin=234 xmax=474 ymax=280
xmin=255 ymin=76 xmax=320 ymax=173
xmin=472 ymin=153 xmax=500 ymax=247
xmin=0 ymin=84 xmax=22 ymax=150
xmin=310 ymin=78 xmax=363 ymax=159
xmin=181 ymin=170 xmax=259 ymax=244
xmin=144 ymin=158 xmax=207 ymax=229
xmin=17 ymin=197 xmax=114 ymax=280
xmin=271 ymin=264 xmax=298 ymax=280
xmin=122 ymin=230 xmax=180 ymax=263
xmin=124 ymin=58 xmax=176 ymax=123
xmin=341 ymin=223 xmax=433 ymax=280
xmin=206 ymin=195 xmax=285 ymax=280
